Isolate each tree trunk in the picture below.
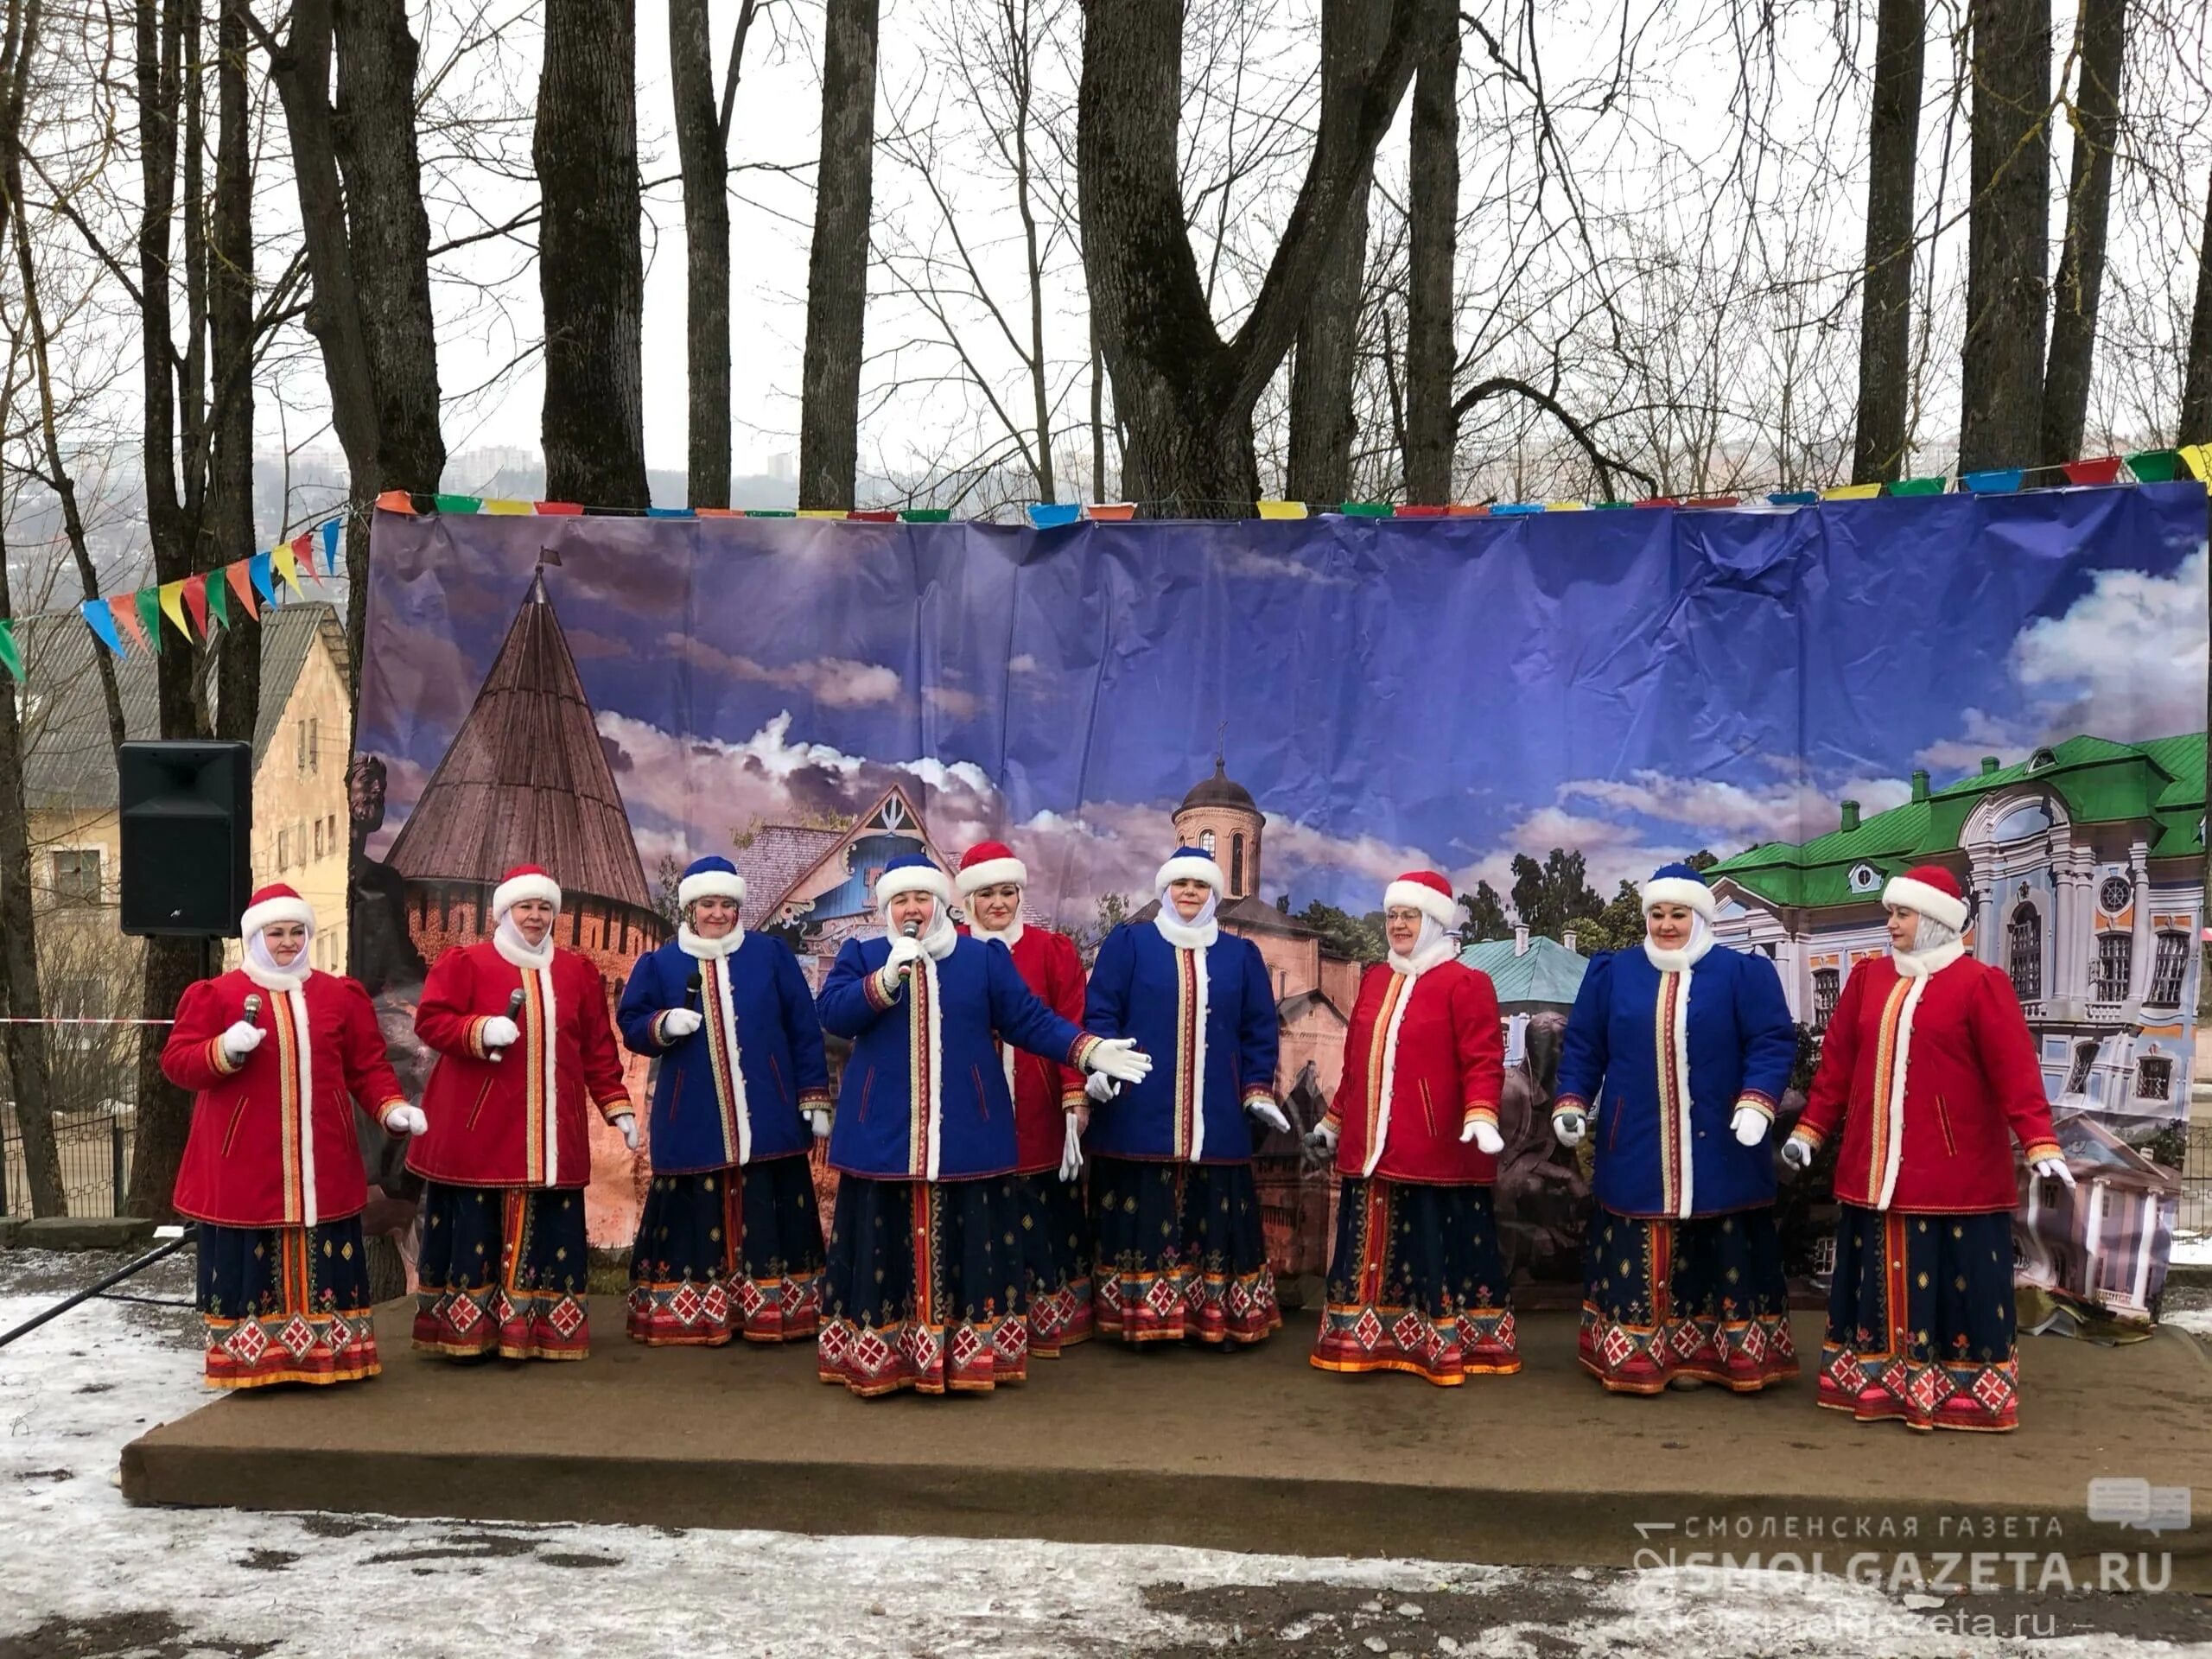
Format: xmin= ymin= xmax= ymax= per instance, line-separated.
xmin=536 ymin=0 xmax=649 ymax=509
xmin=2038 ymin=0 xmax=2124 ymax=465
xmin=1077 ymin=0 xmax=1421 ymax=516
xmin=1957 ymin=0 xmax=2051 ymax=475
xmin=1402 ymin=0 xmax=1459 ymax=505
xmin=1852 ymin=0 xmax=1926 ymax=484
xmin=798 ymin=0 xmax=878 ymax=511
xmin=210 ymin=0 xmax=257 ymax=747
xmin=0 ymin=0 xmax=62 ymax=1212
xmin=1285 ymin=0 xmax=1389 ymax=505
xmin=2177 ymin=165 xmax=2212 ymax=443
xmin=670 ymin=0 xmax=729 ymax=508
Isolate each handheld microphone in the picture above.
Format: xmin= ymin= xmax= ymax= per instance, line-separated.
xmin=684 ymin=970 xmax=702 ymax=1014
xmin=898 ymin=918 xmax=921 ymax=979
xmin=241 ymin=993 xmax=262 ymax=1025
xmin=489 ymin=987 xmax=525 ymax=1063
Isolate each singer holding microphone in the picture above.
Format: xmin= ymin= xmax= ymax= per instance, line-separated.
xmin=814 ymin=854 xmax=1153 ymax=1397
xmin=616 ymin=855 xmax=832 ymax=1345
xmin=408 ymin=865 xmax=636 ymax=1362
xmin=162 ymin=882 xmax=421 ymax=1389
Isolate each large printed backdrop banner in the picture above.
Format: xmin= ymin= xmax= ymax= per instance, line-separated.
xmin=354 ymin=482 xmax=2209 ymax=1329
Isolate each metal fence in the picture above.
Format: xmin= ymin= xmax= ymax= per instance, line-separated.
xmin=2183 ymin=1121 xmax=2212 ymax=1239
xmin=0 ymin=1106 xmax=133 ymax=1218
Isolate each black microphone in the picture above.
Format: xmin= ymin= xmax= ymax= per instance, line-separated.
xmin=684 ymin=970 xmax=702 ymax=1013
xmin=241 ymin=993 xmax=262 ymax=1025
xmin=897 ymin=918 xmax=922 ymax=980
xmin=489 ymin=987 xmax=525 ymax=1063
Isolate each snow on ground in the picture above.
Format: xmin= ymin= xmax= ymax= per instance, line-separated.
xmin=2172 ymin=1235 xmax=2212 ymax=1268
xmin=3 ymin=1256 xmax=2210 ymax=1658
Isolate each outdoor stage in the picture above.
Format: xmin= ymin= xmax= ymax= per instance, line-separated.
xmin=121 ymin=1301 xmax=2212 ymax=1590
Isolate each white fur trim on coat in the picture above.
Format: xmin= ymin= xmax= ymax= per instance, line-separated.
xmin=1156 ymin=854 xmax=1224 ymax=893
xmin=677 ymin=868 xmax=747 ymax=908
xmin=955 ymin=855 xmax=1027 ymax=896
xmin=492 ymin=871 xmax=562 ymax=921
xmin=1383 ymin=880 xmax=1459 ymax=931
xmin=1882 ymin=874 xmax=1967 ymax=931
xmin=1639 ymin=875 xmax=1716 ymax=922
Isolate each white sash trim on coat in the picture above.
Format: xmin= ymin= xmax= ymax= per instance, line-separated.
xmin=1643 ymin=933 xmax=1714 ymax=1220
xmin=1184 ymin=944 xmax=1211 ymax=1163
xmin=710 ymin=956 xmax=752 ymax=1166
xmin=1876 ymin=941 xmax=1967 ymax=1210
xmin=1364 ymin=962 xmax=1440 ymax=1179
xmin=494 ymin=930 xmax=559 ymax=1186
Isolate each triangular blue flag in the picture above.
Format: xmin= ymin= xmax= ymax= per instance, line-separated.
xmin=248 ymin=550 xmax=276 ymax=603
xmin=1027 ymin=502 xmax=1081 ymax=528
xmin=80 ymin=598 xmax=125 ymax=656
xmin=319 ymin=517 xmax=340 ymax=572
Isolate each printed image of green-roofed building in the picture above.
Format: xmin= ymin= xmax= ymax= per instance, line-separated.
xmin=1706 ymin=734 xmax=2201 ymax=1322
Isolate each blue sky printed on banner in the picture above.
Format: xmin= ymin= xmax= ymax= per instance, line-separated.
xmin=357 ymin=483 xmax=2208 ymax=918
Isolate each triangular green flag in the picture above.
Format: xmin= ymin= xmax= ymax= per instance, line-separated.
xmin=135 ymin=588 xmax=163 ymax=654
xmin=205 ymin=571 xmax=231 ymax=631
xmin=0 ymin=618 xmax=21 ymax=682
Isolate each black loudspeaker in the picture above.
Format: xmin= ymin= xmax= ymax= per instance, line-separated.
xmin=119 ymin=740 xmax=254 ymax=937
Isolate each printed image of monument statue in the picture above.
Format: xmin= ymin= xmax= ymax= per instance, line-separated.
xmin=372 ymin=568 xmax=671 ymax=1248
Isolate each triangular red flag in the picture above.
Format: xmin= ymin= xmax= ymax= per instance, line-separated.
xmin=109 ymin=594 xmax=150 ymax=654
xmin=225 ymin=559 xmax=260 ymax=621
xmin=293 ymin=531 xmax=317 ymax=580
xmin=181 ymin=572 xmax=210 ymax=636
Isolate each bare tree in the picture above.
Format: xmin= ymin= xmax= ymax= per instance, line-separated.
xmin=1957 ymin=0 xmax=2053 ymax=474
xmin=1402 ymin=0 xmax=1458 ymax=505
xmin=798 ymin=0 xmax=879 ymax=510
xmin=210 ymin=0 xmax=257 ymax=744
xmin=2040 ymin=0 xmax=2126 ymax=464
xmin=537 ymin=0 xmax=649 ymax=508
xmin=1284 ymin=0 xmax=1388 ymax=505
xmin=1853 ymin=0 xmax=1927 ymax=483
xmin=1077 ymin=0 xmax=1421 ymax=515
xmin=2177 ymin=165 xmax=2211 ymax=442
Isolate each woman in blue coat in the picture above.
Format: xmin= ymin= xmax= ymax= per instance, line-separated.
xmin=1084 ymin=845 xmax=1291 ymax=1348
xmin=618 ymin=855 xmax=831 ymax=1346
xmin=815 ymin=854 xmax=1150 ymax=1396
xmin=1554 ymin=862 xmax=1798 ymax=1394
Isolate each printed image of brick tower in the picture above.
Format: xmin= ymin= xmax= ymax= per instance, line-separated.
xmin=381 ymin=567 xmax=671 ymax=1246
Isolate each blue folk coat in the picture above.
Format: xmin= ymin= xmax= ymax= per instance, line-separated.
xmin=617 ymin=933 xmax=830 ymax=1173
xmin=1554 ymin=944 xmax=1796 ymax=1219
xmin=817 ymin=932 xmax=1098 ymax=1182
xmin=1081 ymin=922 xmax=1280 ymax=1165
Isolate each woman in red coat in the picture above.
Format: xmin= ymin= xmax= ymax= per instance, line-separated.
xmin=1783 ymin=865 xmax=2073 ymax=1432
xmin=955 ymin=840 xmax=1094 ymax=1355
xmin=162 ymin=882 xmax=420 ymax=1389
xmin=1307 ymin=871 xmax=1513 ymax=1384
xmin=407 ymin=864 xmax=636 ymax=1361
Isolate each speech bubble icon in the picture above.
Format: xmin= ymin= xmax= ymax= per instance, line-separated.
xmin=2087 ymin=1478 xmax=2152 ymax=1527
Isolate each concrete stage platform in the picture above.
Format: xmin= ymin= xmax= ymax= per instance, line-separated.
xmin=124 ymin=1300 xmax=2212 ymax=1588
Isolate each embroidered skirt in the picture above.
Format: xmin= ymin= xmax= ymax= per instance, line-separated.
xmin=1313 ymin=1178 xmax=1516 ymax=1385
xmin=197 ymin=1217 xmax=380 ymax=1389
xmin=817 ymin=1175 xmax=1028 ymax=1397
xmin=1579 ymin=1205 xmax=1797 ymax=1395
xmin=1018 ymin=1170 xmax=1094 ymax=1357
xmin=1820 ymin=1204 xmax=2019 ymax=1433
xmin=1090 ymin=1155 xmax=1281 ymax=1347
xmin=627 ymin=1154 xmax=825 ymax=1345
xmin=413 ymin=1180 xmax=590 ymax=1362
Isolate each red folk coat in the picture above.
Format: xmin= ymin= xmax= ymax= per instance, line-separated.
xmin=163 ymin=968 xmax=410 ymax=1229
xmin=1324 ymin=959 xmax=1505 ymax=1185
xmin=1791 ymin=950 xmax=2062 ymax=1213
xmin=961 ymin=925 xmax=1088 ymax=1174
xmin=406 ymin=938 xmax=633 ymax=1190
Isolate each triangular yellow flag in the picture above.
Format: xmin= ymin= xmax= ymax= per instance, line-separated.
xmin=1821 ymin=482 xmax=1883 ymax=499
xmin=1255 ymin=499 xmax=1308 ymax=519
xmin=272 ymin=541 xmax=302 ymax=595
xmin=158 ymin=579 xmax=190 ymax=640
xmin=2179 ymin=443 xmax=2211 ymax=483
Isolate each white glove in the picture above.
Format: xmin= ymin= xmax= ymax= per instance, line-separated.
xmin=885 ymin=936 xmax=926 ymax=976
xmin=383 ymin=1104 xmax=429 ymax=1137
xmin=480 ymin=1015 xmax=521 ymax=1051
xmin=804 ymin=1107 xmax=832 ymax=1139
xmin=219 ymin=1020 xmax=265 ymax=1063
xmin=1305 ymin=1121 xmax=1338 ymax=1153
xmin=2031 ymin=1155 xmax=2075 ymax=1190
xmin=660 ymin=1007 xmax=703 ymax=1039
xmin=1552 ymin=1109 xmax=1587 ymax=1147
xmin=613 ymin=1113 xmax=642 ymax=1152
xmin=1730 ymin=1104 xmax=1770 ymax=1147
xmin=1084 ymin=1069 xmax=1120 ymax=1103
xmin=1245 ymin=1096 xmax=1292 ymax=1135
xmin=1779 ymin=1135 xmax=1814 ymax=1171
xmin=1084 ymin=1037 xmax=1152 ymax=1085
xmin=1058 ymin=1112 xmax=1085 ymax=1182
xmin=1461 ymin=1116 xmax=1504 ymax=1154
